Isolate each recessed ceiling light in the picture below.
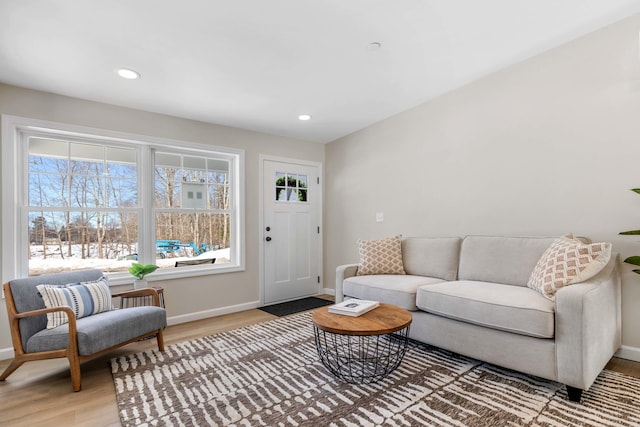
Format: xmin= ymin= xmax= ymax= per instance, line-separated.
xmin=298 ymin=114 xmax=312 ymax=121
xmin=116 ymin=68 xmax=141 ymax=80
xmin=367 ymin=42 xmax=382 ymax=51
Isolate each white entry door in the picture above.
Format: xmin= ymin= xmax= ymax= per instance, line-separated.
xmin=262 ymin=159 xmax=321 ymax=304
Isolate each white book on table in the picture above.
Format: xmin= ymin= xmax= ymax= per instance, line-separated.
xmin=328 ymin=299 xmax=380 ymax=317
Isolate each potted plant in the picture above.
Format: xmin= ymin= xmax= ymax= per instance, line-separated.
xmin=619 ymin=188 xmax=640 ymax=275
xmin=128 ymin=263 xmax=159 ymax=289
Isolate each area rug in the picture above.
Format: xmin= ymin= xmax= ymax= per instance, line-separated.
xmin=258 ymin=296 xmax=333 ymax=317
xmin=111 ymin=313 xmax=640 ymax=426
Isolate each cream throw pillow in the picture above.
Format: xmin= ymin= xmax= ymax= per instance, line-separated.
xmin=527 ymin=235 xmax=612 ymax=300
xmin=356 ymin=235 xmax=406 ymax=276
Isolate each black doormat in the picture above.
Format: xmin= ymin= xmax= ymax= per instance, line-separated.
xmin=259 ymin=297 xmax=333 ymax=317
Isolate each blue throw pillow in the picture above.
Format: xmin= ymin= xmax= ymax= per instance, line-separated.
xmin=37 ymin=277 xmax=113 ymax=329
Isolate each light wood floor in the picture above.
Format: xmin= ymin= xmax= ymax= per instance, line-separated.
xmin=1 ymin=301 xmax=639 ymax=427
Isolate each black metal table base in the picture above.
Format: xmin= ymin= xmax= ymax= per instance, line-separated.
xmin=313 ymin=326 xmax=410 ymax=384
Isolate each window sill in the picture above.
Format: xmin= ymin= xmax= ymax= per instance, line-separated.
xmin=107 ymin=264 xmax=245 ymax=286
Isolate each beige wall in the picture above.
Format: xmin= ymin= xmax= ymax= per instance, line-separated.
xmin=0 ymin=83 xmax=324 ymax=351
xmin=326 ymin=14 xmax=640 ymax=350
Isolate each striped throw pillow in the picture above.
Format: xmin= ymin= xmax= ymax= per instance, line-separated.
xmin=37 ymin=277 xmax=113 ymax=329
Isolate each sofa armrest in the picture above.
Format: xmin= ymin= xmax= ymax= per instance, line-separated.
xmin=555 ymin=253 xmax=621 ymax=390
xmin=14 ymin=305 xmax=75 ymax=320
xmin=13 ymin=305 xmax=79 ymax=355
xmin=335 ymin=264 xmax=358 ymax=303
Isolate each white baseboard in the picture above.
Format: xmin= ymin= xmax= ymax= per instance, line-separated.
xmin=322 ymin=288 xmax=335 ymax=297
xmin=0 ymin=346 xmax=13 ymax=361
xmin=166 ymin=300 xmax=260 ymax=326
xmin=615 ymin=345 xmax=640 ymax=362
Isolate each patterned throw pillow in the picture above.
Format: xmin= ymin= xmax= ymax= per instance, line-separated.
xmin=37 ymin=277 xmax=113 ymax=329
xmin=356 ymin=235 xmax=406 ymax=276
xmin=527 ymin=235 xmax=612 ymax=300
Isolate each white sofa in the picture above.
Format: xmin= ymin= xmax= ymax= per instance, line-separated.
xmin=335 ymin=235 xmax=621 ymax=402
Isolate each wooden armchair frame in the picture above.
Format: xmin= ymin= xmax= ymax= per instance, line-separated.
xmin=0 ymin=284 xmax=165 ymax=392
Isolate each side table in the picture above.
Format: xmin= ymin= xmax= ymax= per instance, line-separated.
xmin=312 ymin=303 xmax=412 ymax=384
xmin=120 ymin=286 xmax=165 ymax=309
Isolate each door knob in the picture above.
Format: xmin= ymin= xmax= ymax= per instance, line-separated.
xmin=266 ymin=236 xmax=272 ymax=242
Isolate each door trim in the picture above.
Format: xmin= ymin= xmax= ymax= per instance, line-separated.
xmin=258 ymin=155 xmax=323 ymax=306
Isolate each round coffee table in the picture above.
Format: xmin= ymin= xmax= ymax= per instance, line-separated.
xmin=312 ymin=303 xmax=412 ymax=384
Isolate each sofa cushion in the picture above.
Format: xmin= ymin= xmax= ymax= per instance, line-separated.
xmin=37 ymin=277 xmax=113 ymax=329
xmin=343 ymin=274 xmax=445 ymax=311
xmin=356 ymin=235 xmax=406 ymax=275
xmin=402 ymin=237 xmax=461 ymax=281
xmin=527 ymin=235 xmax=612 ymax=300
xmin=458 ymin=236 xmax=556 ymax=286
xmin=26 ymin=306 xmax=167 ymax=356
xmin=416 ymin=280 xmax=555 ymax=338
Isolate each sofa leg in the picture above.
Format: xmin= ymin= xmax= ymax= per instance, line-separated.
xmin=566 ymin=385 xmax=583 ymax=402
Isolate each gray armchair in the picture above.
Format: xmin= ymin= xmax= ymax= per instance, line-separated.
xmin=0 ymin=269 xmax=166 ymax=391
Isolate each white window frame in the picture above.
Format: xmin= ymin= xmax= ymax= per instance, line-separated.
xmin=2 ymin=115 xmax=245 ymax=285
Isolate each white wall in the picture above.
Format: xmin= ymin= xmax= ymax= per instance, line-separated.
xmin=0 ymin=83 xmax=324 ymax=353
xmin=325 ymin=14 xmax=640 ymax=351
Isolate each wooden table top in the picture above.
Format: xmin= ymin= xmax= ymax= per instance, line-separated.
xmin=312 ymin=303 xmax=412 ymax=336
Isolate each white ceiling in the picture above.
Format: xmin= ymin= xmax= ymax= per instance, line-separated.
xmin=1 ymin=1 xmax=639 ymax=143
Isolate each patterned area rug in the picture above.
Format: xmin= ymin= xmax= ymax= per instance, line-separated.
xmin=111 ymin=313 xmax=640 ymax=426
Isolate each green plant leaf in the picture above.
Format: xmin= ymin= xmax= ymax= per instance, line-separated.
xmin=624 ymin=256 xmax=640 ymax=266
xmin=632 ymin=269 xmax=640 ymax=275
xmin=631 ymin=189 xmax=640 ymax=195
xmin=128 ymin=263 xmax=159 ymax=280
xmin=619 ymin=230 xmax=640 ymax=235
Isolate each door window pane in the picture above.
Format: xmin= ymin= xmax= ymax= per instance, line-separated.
xmin=275 ymin=172 xmax=308 ymax=203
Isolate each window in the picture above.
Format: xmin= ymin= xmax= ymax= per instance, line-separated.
xmin=2 ymin=116 xmax=244 ymax=281
xmin=154 ymin=152 xmax=232 ymax=265
xmin=27 ymin=138 xmax=138 ymax=275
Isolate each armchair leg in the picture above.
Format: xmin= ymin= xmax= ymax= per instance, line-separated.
xmin=68 ymin=353 xmax=82 ymax=392
xmin=156 ymin=329 xmax=165 ymax=351
xmin=0 ymin=358 xmax=26 ymax=381
xmin=566 ymin=385 xmax=583 ymax=402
